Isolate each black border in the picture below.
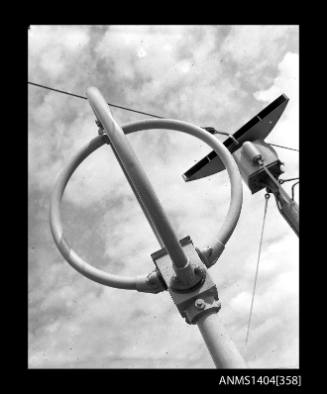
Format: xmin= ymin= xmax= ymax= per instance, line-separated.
xmin=22 ymin=23 xmax=307 ymax=392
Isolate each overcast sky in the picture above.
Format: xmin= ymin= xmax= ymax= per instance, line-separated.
xmin=28 ymin=25 xmax=299 ymax=368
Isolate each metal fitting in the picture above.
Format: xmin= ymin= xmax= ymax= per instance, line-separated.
xmin=194 ymin=264 xmax=206 ymax=276
xmin=171 ymin=258 xmax=202 ymax=289
xmin=135 ymin=269 xmax=166 ymax=294
xmin=199 ymin=242 xmax=225 ymax=268
xmin=152 ymin=236 xmax=206 ymax=292
xmin=95 ymin=119 xmax=102 ymax=128
xmin=195 ymin=299 xmax=206 ymax=309
xmin=183 ymin=293 xmax=221 ymax=324
xmin=152 ymin=236 xmax=220 ymax=324
xmin=95 ymin=119 xmax=108 ymax=140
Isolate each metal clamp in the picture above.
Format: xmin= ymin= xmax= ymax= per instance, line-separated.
xmin=152 ymin=236 xmax=221 ymax=324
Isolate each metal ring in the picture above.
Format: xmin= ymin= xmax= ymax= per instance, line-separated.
xmin=50 ymin=91 xmax=243 ymax=291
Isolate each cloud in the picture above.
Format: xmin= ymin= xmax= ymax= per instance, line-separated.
xmin=29 ymin=26 xmax=91 ymax=80
xmin=220 ymin=26 xmax=298 ymax=87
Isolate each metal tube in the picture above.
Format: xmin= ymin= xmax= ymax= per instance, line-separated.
xmin=273 ymin=189 xmax=299 ymax=236
xmin=265 ymin=176 xmax=299 ymax=236
xmin=108 ymin=142 xmax=165 ymax=248
xmin=197 ymin=311 xmax=247 ymax=368
xmin=86 ymin=87 xmax=190 ymax=274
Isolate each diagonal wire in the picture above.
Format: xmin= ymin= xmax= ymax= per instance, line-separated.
xmin=28 ymin=81 xmax=164 ymax=119
xmin=279 ymin=177 xmax=299 ymax=184
xmin=28 ymin=81 xmax=299 ymax=152
xmin=245 ymin=193 xmax=270 ymax=345
xmin=203 ymin=127 xmax=298 ymax=152
xmin=269 ymin=143 xmax=299 ymax=152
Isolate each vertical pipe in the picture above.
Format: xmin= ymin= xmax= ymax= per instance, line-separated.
xmin=197 ymin=311 xmax=247 ymax=368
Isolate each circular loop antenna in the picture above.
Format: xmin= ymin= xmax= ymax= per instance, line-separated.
xmin=50 ymin=113 xmax=243 ymax=291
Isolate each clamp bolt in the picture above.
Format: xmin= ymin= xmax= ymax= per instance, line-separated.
xmin=95 ymin=119 xmax=106 ymax=137
xmin=195 ymin=298 xmax=206 ymax=310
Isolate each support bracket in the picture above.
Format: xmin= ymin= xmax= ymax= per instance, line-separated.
xmin=151 ymin=236 xmax=221 ymax=324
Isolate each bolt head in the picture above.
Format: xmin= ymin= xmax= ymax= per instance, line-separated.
xmin=194 ymin=265 xmax=203 ymax=275
xmin=172 ymin=275 xmax=180 ymax=283
xmin=195 ymin=298 xmax=206 ymax=310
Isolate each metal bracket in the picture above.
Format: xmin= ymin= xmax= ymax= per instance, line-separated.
xmin=151 ymin=236 xmax=221 ymax=324
xmin=233 ymin=140 xmax=284 ymax=194
xmin=95 ymin=119 xmax=110 ymax=144
xmin=135 ymin=269 xmax=167 ymax=294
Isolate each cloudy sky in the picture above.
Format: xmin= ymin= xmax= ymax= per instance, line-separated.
xmin=28 ymin=25 xmax=299 ymax=368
